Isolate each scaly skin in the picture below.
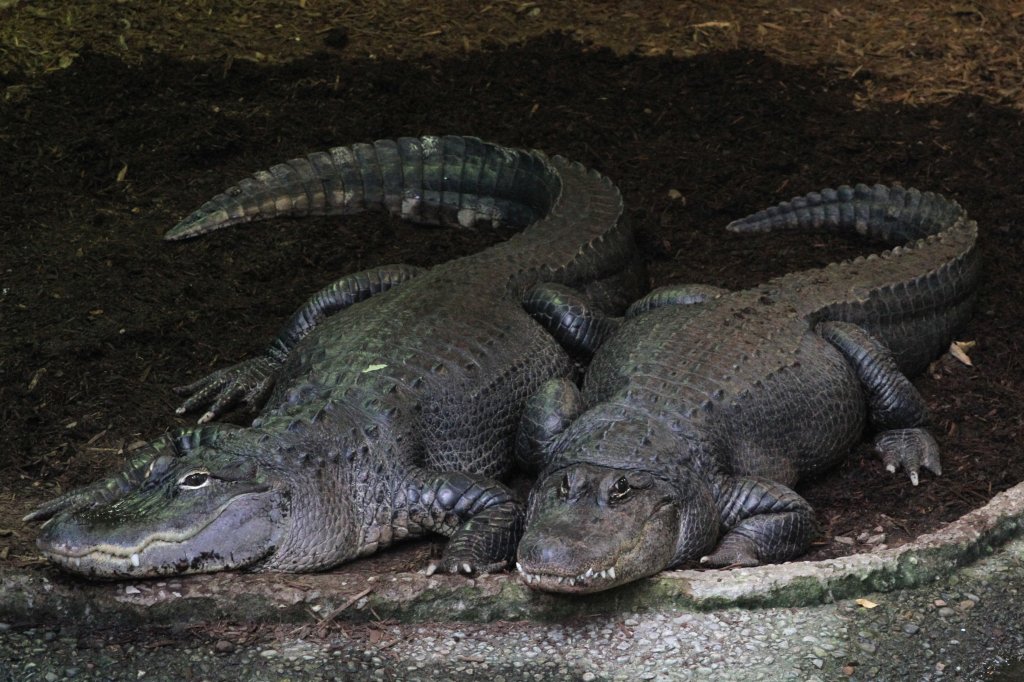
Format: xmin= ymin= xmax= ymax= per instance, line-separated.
xmin=26 ymin=135 xmax=642 ymax=579
xmin=516 ymin=184 xmax=978 ymax=594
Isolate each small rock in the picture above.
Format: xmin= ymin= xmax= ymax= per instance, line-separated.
xmin=45 ymin=673 xmax=58 ymax=682
xmin=834 ymin=536 xmax=855 ymax=546
xmin=260 ymin=649 xmax=279 ymax=658
xmin=959 ymin=599 xmax=976 ymax=610
xmin=866 ymin=533 xmax=886 ymax=544
xmin=214 ymin=640 xmax=235 ymax=654
xmin=812 ymin=658 xmax=824 ymax=669
xmin=937 ymin=607 xmax=956 ymax=618
xmin=859 ymin=641 xmax=877 ymax=654
xmin=903 ymin=623 xmax=920 ymax=635
xmin=667 ymin=189 xmax=683 ymax=201
xmin=65 ymin=669 xmax=81 ymax=679
xmin=582 ymin=673 xmax=597 ymax=682
xmin=933 ymin=599 xmax=947 ymax=607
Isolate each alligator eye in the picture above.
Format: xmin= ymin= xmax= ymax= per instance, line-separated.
xmin=178 ymin=471 xmax=211 ymax=489
xmin=558 ymin=473 xmax=571 ymax=498
xmin=609 ymin=476 xmax=631 ymax=503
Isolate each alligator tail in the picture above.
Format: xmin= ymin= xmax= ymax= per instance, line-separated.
xmin=727 ymin=184 xmax=979 ymax=374
xmin=164 ymin=135 xmax=561 ymax=240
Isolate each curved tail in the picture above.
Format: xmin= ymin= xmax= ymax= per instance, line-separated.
xmin=165 ymin=135 xmax=561 ymax=240
xmin=728 ymin=184 xmax=979 ymax=374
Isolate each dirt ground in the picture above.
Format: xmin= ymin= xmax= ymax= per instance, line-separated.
xmin=1 ymin=1 xmax=1022 ymax=581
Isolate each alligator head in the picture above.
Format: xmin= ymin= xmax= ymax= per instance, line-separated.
xmin=517 ymin=459 xmax=719 ymax=594
xmin=32 ymin=426 xmax=292 ymax=578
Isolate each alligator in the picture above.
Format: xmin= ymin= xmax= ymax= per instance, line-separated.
xmin=24 ymin=134 xmax=643 ymax=579
xmin=513 ymin=184 xmax=978 ymax=593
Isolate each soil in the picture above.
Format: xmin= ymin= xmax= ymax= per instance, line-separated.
xmin=2 ymin=15 xmax=1023 ymax=582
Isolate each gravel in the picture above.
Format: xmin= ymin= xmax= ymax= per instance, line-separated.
xmin=3 ymin=539 xmax=1024 ymax=681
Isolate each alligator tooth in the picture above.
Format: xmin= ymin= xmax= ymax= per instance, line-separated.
xmin=608 ymin=566 xmax=615 ymax=580
xmin=584 ymin=568 xmax=594 ymax=578
xmin=130 ymin=553 xmax=140 ymax=568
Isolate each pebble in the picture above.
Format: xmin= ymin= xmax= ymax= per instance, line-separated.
xmin=902 ymin=623 xmax=920 ymax=635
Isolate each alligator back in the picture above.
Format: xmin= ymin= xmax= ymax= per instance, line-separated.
xmin=728 ymin=184 xmax=979 ymax=374
xmin=169 ymin=136 xmax=637 ymax=479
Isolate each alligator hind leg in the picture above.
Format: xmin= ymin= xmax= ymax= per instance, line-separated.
xmin=175 ymin=264 xmax=423 ymax=422
xmin=817 ymin=321 xmax=940 ymax=485
xmin=701 ymin=475 xmax=817 ymax=567
xmin=406 ymin=469 xmax=525 ymax=575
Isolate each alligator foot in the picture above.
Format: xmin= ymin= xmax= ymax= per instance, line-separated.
xmin=702 ymin=475 xmax=818 ymax=567
xmin=699 ymin=534 xmax=761 ymax=568
xmin=874 ymin=427 xmax=942 ymax=486
xmin=174 ymin=353 xmax=282 ymax=423
xmin=436 ymin=499 xmax=525 ymax=575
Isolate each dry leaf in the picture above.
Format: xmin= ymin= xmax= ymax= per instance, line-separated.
xmin=949 ymin=340 xmax=975 ymax=366
xmin=855 ymin=598 xmax=879 ymax=609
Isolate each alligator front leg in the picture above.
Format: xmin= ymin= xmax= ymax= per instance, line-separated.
xmin=175 ymin=265 xmax=423 ymax=422
xmin=406 ymin=469 xmax=524 ymax=575
xmin=522 ymin=283 xmax=620 ymax=359
xmin=701 ymin=475 xmax=817 ymax=567
xmin=625 ymin=283 xmax=729 ymax=318
xmin=515 ymin=377 xmax=583 ymax=474
xmin=817 ymin=321 xmax=941 ymax=485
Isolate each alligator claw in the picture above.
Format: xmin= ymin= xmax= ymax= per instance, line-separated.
xmin=699 ymin=539 xmax=761 ymax=569
xmin=874 ymin=427 xmax=941 ymax=486
xmin=174 ymin=354 xmax=281 ymax=422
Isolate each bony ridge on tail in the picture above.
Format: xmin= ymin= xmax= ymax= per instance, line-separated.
xmin=24 ymin=135 xmax=645 ymax=579
xmin=515 ymin=184 xmax=978 ymax=594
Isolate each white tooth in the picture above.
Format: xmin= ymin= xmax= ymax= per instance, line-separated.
xmin=608 ymin=566 xmax=616 ymax=579
xmin=585 ymin=568 xmax=594 ymax=578
xmin=130 ymin=553 xmax=140 ymax=567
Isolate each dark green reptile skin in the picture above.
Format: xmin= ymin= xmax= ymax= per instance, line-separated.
xmin=29 ymin=135 xmax=639 ymax=578
xmin=518 ymin=184 xmax=978 ymax=593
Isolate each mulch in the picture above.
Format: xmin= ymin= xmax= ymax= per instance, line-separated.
xmin=1 ymin=31 xmax=1022 ymax=572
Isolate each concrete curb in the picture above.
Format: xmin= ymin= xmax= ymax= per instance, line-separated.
xmin=3 ymin=481 xmax=1022 ymax=626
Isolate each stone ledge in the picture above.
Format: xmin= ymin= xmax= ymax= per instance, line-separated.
xmin=2 ymin=480 xmax=1022 ymax=626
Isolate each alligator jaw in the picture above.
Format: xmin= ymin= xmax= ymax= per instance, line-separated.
xmin=37 ymin=540 xmax=267 ymax=580
xmin=36 ymin=489 xmax=283 ymax=579
xmin=516 ymin=562 xmax=619 ymax=594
